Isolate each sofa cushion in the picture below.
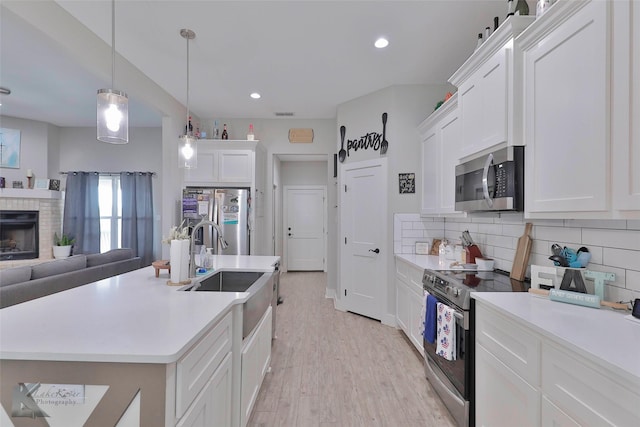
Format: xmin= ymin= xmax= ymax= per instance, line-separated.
xmin=31 ymin=255 xmax=87 ymax=280
xmin=0 ymin=266 xmax=32 ymax=287
xmin=86 ymin=248 xmax=134 ymax=267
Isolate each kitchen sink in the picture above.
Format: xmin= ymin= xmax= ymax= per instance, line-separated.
xmin=183 ymin=270 xmax=274 ymax=339
xmin=188 ymin=271 xmax=264 ymax=292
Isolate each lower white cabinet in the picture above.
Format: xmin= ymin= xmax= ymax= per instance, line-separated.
xmin=241 ymin=306 xmax=272 ymax=427
xmin=177 ymin=352 xmax=232 ymax=427
xmin=475 ymin=344 xmax=540 ymax=427
xmin=394 ymin=258 xmax=424 ymax=354
xmin=475 ymin=300 xmax=640 ymax=427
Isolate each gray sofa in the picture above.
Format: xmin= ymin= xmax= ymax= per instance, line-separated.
xmin=0 ymin=249 xmax=141 ymax=309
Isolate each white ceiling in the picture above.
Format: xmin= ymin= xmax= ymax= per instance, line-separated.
xmin=1 ymin=0 xmax=507 ymax=128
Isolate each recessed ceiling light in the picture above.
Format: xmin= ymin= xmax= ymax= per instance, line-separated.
xmin=250 ymin=92 xmax=261 ymax=99
xmin=374 ymin=38 xmax=389 ymax=49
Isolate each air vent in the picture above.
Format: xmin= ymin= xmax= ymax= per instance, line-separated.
xmin=275 ymin=112 xmax=294 ymax=117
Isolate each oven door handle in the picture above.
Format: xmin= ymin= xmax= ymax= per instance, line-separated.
xmin=482 ymin=153 xmax=494 ymax=208
xmin=453 ymin=311 xmax=463 ymax=321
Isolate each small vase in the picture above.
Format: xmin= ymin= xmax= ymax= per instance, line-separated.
xmin=170 ymin=239 xmax=189 ymax=283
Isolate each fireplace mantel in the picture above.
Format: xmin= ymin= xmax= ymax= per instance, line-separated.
xmin=0 ymin=189 xmax=61 ymax=199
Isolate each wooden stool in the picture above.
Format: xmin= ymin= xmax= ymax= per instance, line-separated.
xmin=152 ymin=260 xmax=171 ymax=278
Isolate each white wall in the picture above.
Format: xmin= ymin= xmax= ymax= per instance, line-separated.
xmin=281 ymin=161 xmax=327 ymax=186
xmin=336 ymin=84 xmax=452 ymax=324
xmin=0 ymin=116 xmax=52 ymax=186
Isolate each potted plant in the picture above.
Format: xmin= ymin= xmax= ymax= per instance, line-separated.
xmin=53 ymin=232 xmax=75 ymax=259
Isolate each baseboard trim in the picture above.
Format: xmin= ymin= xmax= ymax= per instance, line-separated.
xmin=381 ymin=313 xmax=397 ymax=328
xmin=325 ymin=288 xmax=336 ymax=300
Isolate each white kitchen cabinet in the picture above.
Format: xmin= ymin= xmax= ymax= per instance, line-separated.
xmin=395 ymin=277 xmax=410 ymax=334
xmin=475 ymin=344 xmax=540 ymax=427
xmin=177 ymin=352 xmax=232 ymax=427
xmin=184 ymin=140 xmax=267 ymax=253
xmin=419 ymin=121 xmax=439 ymax=216
xmin=449 ymin=16 xmax=534 ymax=160
xmin=241 ymin=306 xmax=272 ymax=427
xmin=168 ymin=308 xmax=236 ymax=427
xmin=474 ymin=298 xmax=640 ymax=427
xmin=217 ymin=150 xmax=254 ymax=183
xmin=520 ymin=0 xmax=610 ymax=216
xmin=394 ymin=257 xmax=424 ymax=354
xmin=418 ymin=95 xmax=465 ymax=216
xmin=612 ymin=0 xmax=640 ymax=213
xmin=542 ymin=340 xmax=638 ymax=426
xmin=184 ymin=141 xmax=263 ymax=187
xmin=541 ymin=396 xmax=581 ymax=427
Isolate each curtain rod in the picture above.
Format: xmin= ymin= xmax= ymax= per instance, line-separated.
xmin=59 ymin=171 xmax=156 ymax=176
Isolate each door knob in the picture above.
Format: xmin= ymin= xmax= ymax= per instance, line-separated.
xmin=369 ymin=248 xmax=380 ymax=254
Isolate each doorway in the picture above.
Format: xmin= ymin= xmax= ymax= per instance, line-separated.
xmin=340 ymin=158 xmax=387 ymax=321
xmin=284 ymin=186 xmax=327 ymax=271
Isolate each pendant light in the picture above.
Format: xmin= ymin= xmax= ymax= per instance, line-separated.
xmin=178 ymin=29 xmax=197 ymax=169
xmin=97 ymin=0 xmax=128 ymax=144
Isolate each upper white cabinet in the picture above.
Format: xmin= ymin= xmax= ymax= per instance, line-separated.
xmin=449 ymin=16 xmax=534 ymax=160
xmin=418 ymin=95 xmax=465 ymax=216
xmin=184 ymin=141 xmax=264 ymax=187
xmin=520 ymin=0 xmax=609 ymax=216
xmin=612 ymin=0 xmax=640 ymax=213
xmin=519 ymin=0 xmax=639 ymax=218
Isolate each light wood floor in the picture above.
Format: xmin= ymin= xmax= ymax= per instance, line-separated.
xmin=248 ymin=271 xmax=456 ymax=427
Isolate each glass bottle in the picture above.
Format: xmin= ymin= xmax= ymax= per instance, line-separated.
xmin=475 ymin=33 xmax=483 ymax=50
xmin=247 ymin=124 xmax=255 ymax=141
xmin=515 ymin=0 xmax=530 ymax=15
xmin=221 ymin=124 xmax=229 ymax=140
xmin=213 ymin=120 xmax=220 ymax=139
xmin=507 ymin=0 xmax=515 ymax=17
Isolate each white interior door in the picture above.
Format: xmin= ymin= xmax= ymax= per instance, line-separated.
xmin=284 ymin=186 xmax=326 ymax=271
xmin=340 ymin=159 xmax=386 ymax=320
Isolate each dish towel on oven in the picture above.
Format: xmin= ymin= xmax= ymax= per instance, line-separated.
xmin=423 ymin=291 xmax=438 ymax=344
xmin=436 ymin=302 xmax=456 ymax=361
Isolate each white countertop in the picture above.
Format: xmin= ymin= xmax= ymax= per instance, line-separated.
xmin=395 ymin=253 xmax=451 ymax=270
xmin=472 ymin=292 xmax=640 ymax=381
xmin=0 ymin=255 xmax=280 ymax=364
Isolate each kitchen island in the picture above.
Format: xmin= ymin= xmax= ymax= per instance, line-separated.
xmin=0 ymin=255 xmax=279 ymax=427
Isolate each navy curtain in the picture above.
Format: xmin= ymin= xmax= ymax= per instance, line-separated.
xmin=120 ymin=172 xmax=154 ymax=266
xmin=63 ymin=172 xmax=101 ymax=254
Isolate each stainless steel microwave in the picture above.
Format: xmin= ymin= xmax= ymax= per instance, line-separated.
xmin=455 ymin=146 xmax=524 ymax=212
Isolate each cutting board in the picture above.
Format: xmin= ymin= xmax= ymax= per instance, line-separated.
xmin=511 ymin=222 xmax=533 ymax=281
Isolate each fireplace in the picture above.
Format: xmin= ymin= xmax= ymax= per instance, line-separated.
xmin=0 ymin=211 xmax=39 ymax=260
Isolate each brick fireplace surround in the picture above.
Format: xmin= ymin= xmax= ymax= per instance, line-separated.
xmin=0 ymin=189 xmax=63 ymax=270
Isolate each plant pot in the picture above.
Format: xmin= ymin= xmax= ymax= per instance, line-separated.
xmin=53 ymin=245 xmax=72 ymax=259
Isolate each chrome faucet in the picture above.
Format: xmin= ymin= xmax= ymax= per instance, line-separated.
xmin=189 ymin=218 xmax=229 ymax=278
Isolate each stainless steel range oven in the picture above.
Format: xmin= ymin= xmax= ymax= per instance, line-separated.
xmin=422 ymin=269 xmax=528 ymax=427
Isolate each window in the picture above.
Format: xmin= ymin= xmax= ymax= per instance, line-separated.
xmin=98 ymin=176 xmax=122 ymax=252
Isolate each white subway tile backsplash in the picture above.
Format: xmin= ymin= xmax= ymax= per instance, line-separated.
xmin=565 ymin=219 xmax=628 ymax=229
xmin=402 ymin=229 xmax=425 ymax=239
xmin=626 ymin=270 xmax=640 ymax=293
xmin=393 ymin=212 xmax=640 ymax=301
xmin=582 ymin=228 xmax=640 ymax=251
xmin=534 ymin=226 xmax=582 ymax=245
xmin=627 ymin=220 xmax=640 ymax=230
xmin=602 ymin=248 xmax=640 ymax=271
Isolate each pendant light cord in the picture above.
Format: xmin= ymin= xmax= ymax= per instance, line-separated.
xmin=186 ymin=32 xmax=190 ymax=130
xmin=111 ymin=0 xmax=115 ymax=89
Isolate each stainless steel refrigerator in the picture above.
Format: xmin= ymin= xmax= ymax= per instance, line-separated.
xmin=182 ymin=187 xmax=250 ymax=255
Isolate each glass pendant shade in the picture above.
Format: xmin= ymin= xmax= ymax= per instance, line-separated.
xmin=178 ymin=134 xmax=197 ymax=169
xmin=97 ymin=89 xmax=129 ymax=143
